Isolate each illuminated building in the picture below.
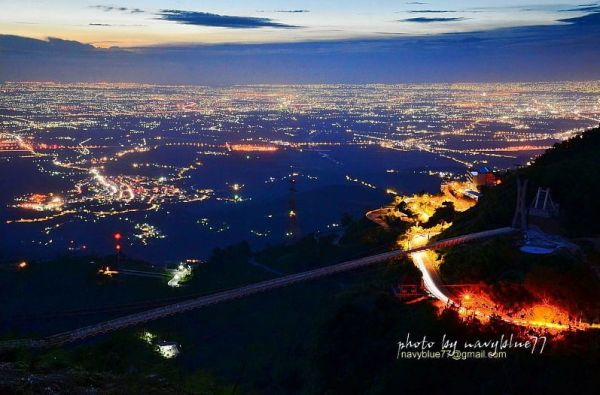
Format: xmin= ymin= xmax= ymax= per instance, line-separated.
xmin=467 ymin=167 xmax=497 ymax=188
xmin=156 ymin=341 xmax=180 ymax=359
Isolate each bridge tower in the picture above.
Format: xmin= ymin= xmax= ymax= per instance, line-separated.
xmin=286 ymin=176 xmax=300 ymax=240
xmin=512 ymin=178 xmax=528 ymax=229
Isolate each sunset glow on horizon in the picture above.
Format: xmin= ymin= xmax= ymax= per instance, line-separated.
xmin=1 ymin=0 xmax=596 ymax=47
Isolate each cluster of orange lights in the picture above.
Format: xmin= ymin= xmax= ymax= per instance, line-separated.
xmin=0 ymin=139 xmax=23 ymax=151
xmin=447 ymin=290 xmax=583 ymax=333
xmin=229 ymin=144 xmax=278 ymax=152
xmin=16 ymin=193 xmax=64 ymax=212
xmin=35 ymin=143 xmax=62 ymax=150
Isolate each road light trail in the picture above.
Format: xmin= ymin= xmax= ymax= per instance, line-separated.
xmin=411 ymin=251 xmax=450 ymax=305
xmin=90 ymin=167 xmax=118 ymax=196
xmin=410 ymin=236 xmax=595 ymax=332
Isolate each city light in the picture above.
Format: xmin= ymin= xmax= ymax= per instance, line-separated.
xmin=167 ymin=263 xmax=193 ymax=287
xmin=98 ymin=266 xmax=119 ymax=276
xmin=229 ymin=144 xmax=278 ymax=152
xmin=2 ymin=81 xmax=599 ymax=341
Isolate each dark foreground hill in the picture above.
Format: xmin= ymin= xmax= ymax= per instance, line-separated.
xmin=438 ymin=126 xmax=600 ymax=319
xmin=445 ymin=125 xmax=600 ymax=237
xmin=309 ymin=126 xmax=600 ymax=395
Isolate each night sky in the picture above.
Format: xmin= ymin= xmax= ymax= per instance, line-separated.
xmin=1 ymin=1 xmax=599 ymax=83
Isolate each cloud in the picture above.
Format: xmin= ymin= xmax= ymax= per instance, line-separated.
xmin=401 ymin=17 xmax=467 ymax=23
xmin=559 ymin=11 xmax=600 ymax=24
xmin=2 ymin=12 xmax=599 ymax=84
xmin=91 ymin=5 xmax=145 ymax=14
xmin=0 ymin=35 xmax=97 ymax=54
xmin=89 ymin=23 xmax=145 ymax=27
xmin=157 ymin=10 xmax=300 ymax=29
xmin=408 ymin=10 xmax=456 ymax=13
xmin=257 ymin=10 xmax=310 ymax=13
xmin=91 ymin=5 xmax=125 ymax=12
xmin=560 ymin=5 xmax=600 ymax=12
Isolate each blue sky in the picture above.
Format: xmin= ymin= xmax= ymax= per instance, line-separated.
xmin=1 ymin=1 xmax=599 ymax=83
xmin=0 ymin=1 xmax=597 ymax=46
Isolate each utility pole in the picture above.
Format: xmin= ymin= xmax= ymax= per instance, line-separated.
xmin=114 ymin=232 xmax=122 ymax=266
xmin=287 ymin=176 xmax=300 ymax=240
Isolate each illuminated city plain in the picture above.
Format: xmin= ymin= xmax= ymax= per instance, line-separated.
xmin=1 ymin=81 xmax=599 ymax=262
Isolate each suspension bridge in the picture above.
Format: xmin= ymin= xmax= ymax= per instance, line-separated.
xmin=0 ymin=227 xmax=517 ymax=350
